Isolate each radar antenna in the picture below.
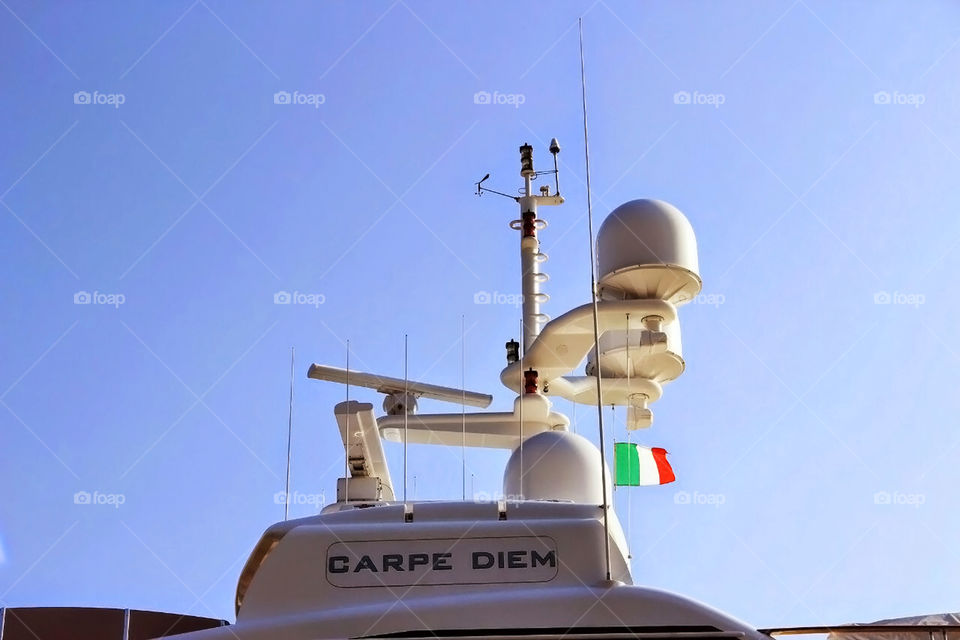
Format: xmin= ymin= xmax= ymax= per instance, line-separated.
xmin=307 ymin=364 xmax=492 ymax=416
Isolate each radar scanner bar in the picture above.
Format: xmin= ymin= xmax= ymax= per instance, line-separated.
xmin=308 ymin=364 xmax=493 ymax=410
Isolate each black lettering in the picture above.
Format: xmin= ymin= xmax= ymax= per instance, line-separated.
xmin=354 ymin=555 xmax=378 ymax=572
xmin=472 ymin=551 xmax=494 ymax=569
xmin=383 ymin=554 xmax=405 ymax=571
xmin=507 ymin=550 xmax=526 ymax=568
xmin=497 ymin=551 xmax=505 ymax=568
xmin=531 ymin=549 xmax=556 ymax=568
xmin=408 ymin=553 xmax=429 ymax=571
xmin=432 ymin=553 xmax=453 ymax=570
xmin=329 ymin=556 xmax=349 ymax=574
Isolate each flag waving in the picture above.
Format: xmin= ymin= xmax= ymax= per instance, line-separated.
xmin=614 ymin=443 xmax=675 ymax=486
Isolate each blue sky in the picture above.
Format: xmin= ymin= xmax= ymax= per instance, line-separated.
xmin=2 ymin=0 xmax=959 ymax=629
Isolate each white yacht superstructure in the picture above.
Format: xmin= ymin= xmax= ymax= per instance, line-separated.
xmin=171 ymin=139 xmax=769 ymax=640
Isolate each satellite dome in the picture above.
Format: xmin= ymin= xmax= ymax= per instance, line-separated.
xmin=503 ymin=431 xmax=611 ymax=504
xmin=596 ymin=199 xmax=701 ymax=304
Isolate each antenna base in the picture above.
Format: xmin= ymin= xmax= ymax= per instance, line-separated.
xmin=383 ymin=392 xmax=418 ymax=416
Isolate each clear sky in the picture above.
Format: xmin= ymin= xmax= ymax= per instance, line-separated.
xmin=2 ymin=0 xmax=959 ymax=630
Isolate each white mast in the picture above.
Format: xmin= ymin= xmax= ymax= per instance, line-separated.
xmin=514 ymin=142 xmax=563 ymax=353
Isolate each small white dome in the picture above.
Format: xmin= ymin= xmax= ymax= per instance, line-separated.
xmin=503 ymin=431 xmax=612 ymax=504
xmin=596 ymin=199 xmax=701 ymax=304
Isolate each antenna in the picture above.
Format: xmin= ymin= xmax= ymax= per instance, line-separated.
xmin=403 ymin=334 xmax=409 ymax=503
xmin=475 ymin=173 xmax=517 ymax=200
xmin=580 ymin=16 xmax=613 ymax=583
xmin=307 ymin=364 xmax=491 ymax=409
xmin=549 ymin=138 xmax=561 ymax=196
xmin=626 ymin=313 xmax=633 ymax=565
xmin=461 ymin=315 xmax=467 ymax=501
xmin=284 ymin=347 xmax=295 ymax=520
xmin=345 ymin=340 xmax=350 ymax=504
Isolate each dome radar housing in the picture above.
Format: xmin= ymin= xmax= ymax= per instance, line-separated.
xmin=503 ymin=431 xmax=611 ymax=504
xmin=596 ymin=199 xmax=702 ymax=304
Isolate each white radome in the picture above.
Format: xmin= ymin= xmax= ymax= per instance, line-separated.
xmin=596 ymin=199 xmax=702 ymax=304
xmin=503 ymin=430 xmax=612 ymax=504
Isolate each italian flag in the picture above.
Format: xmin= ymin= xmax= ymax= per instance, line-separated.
xmin=614 ymin=443 xmax=675 ymax=486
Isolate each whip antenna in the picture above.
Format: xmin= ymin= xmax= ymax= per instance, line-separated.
xmin=403 ymin=333 xmax=409 ymax=502
xmin=345 ymin=341 xmax=350 ymax=504
xmin=461 ymin=315 xmax=467 ymax=501
xmin=284 ymin=347 xmax=295 ymax=520
xmin=579 ymin=16 xmax=613 ymax=583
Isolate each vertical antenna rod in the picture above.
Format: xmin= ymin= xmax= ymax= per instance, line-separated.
xmin=345 ymin=341 xmax=350 ymax=504
xmin=403 ymin=334 xmax=409 ymax=502
xmin=284 ymin=347 xmax=295 ymax=520
xmin=580 ymin=16 xmax=613 ymax=583
xmin=626 ymin=313 xmax=633 ymax=566
xmin=461 ymin=315 xmax=467 ymax=501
